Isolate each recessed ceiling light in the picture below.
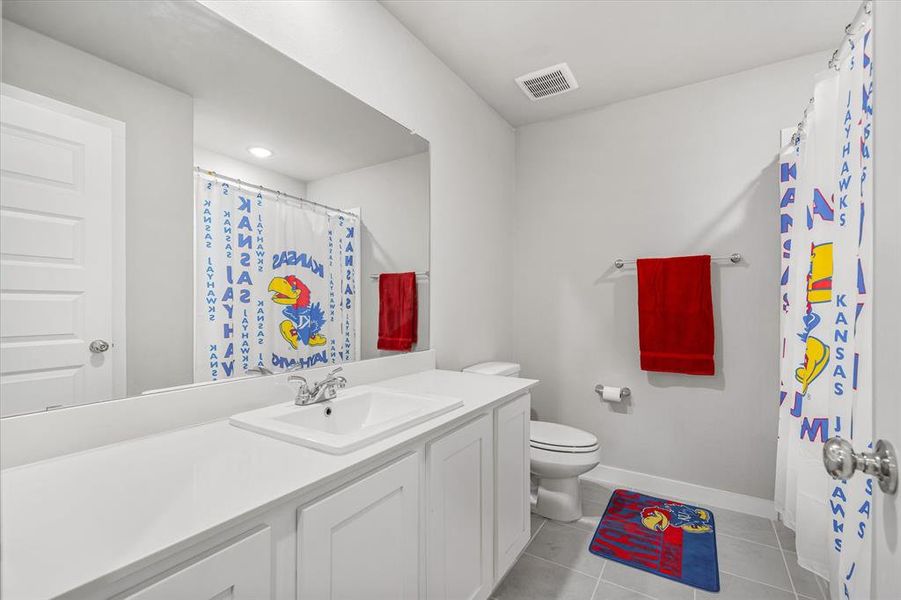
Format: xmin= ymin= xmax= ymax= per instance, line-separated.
xmin=248 ymin=146 xmax=272 ymax=159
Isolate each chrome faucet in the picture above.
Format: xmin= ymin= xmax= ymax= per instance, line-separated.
xmin=289 ymin=367 xmax=347 ymax=406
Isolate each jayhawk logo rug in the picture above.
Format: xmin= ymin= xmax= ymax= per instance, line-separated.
xmin=589 ymin=489 xmax=719 ymax=592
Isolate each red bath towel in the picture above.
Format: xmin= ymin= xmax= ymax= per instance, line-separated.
xmin=636 ymin=255 xmax=715 ymax=375
xmin=377 ymin=272 xmax=418 ymax=352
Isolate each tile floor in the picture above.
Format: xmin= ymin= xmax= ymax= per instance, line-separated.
xmin=492 ymin=481 xmax=829 ymax=600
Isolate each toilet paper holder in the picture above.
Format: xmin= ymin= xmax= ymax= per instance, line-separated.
xmin=595 ymin=384 xmax=631 ymax=401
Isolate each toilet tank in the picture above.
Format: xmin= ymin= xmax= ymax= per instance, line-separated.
xmin=462 ymin=361 xmax=521 ymax=377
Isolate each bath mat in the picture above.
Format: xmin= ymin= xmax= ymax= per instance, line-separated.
xmin=589 ymin=489 xmax=720 ymax=592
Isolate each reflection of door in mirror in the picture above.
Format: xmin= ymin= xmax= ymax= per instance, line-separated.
xmin=0 ymin=88 xmax=125 ymax=417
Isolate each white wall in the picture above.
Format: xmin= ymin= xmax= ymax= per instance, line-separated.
xmin=514 ymin=52 xmax=828 ymax=500
xmin=308 ymin=152 xmax=430 ymax=359
xmin=194 ymin=146 xmax=308 ymax=199
xmin=200 ymin=1 xmax=515 ymax=372
xmin=1 ymin=20 xmax=194 ymax=397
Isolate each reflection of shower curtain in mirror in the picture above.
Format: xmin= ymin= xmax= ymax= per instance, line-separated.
xmin=775 ymin=15 xmax=873 ymax=600
xmin=194 ymin=172 xmax=358 ymax=381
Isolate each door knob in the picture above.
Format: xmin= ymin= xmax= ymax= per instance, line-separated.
xmin=823 ymin=437 xmax=898 ymax=494
xmin=89 ymin=339 xmax=110 ymax=353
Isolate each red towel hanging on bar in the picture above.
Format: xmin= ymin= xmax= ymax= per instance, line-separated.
xmin=377 ymin=272 xmax=418 ymax=352
xmin=636 ymin=255 xmax=715 ymax=375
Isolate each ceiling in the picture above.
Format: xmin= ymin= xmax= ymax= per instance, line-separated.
xmin=381 ymin=0 xmax=861 ymax=126
xmin=3 ymin=0 xmax=428 ymax=182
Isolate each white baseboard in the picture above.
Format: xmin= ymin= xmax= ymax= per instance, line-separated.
xmin=582 ymin=463 xmax=776 ymax=520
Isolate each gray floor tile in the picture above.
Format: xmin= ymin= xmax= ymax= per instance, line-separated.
xmin=571 ymin=499 xmax=608 ymax=532
xmin=494 ymin=553 xmax=599 ymax=600
xmin=601 ymin=560 xmax=694 ymax=600
xmin=717 ymin=535 xmax=793 ymax=592
xmin=592 ymin=579 xmax=652 ymax=600
xmin=773 ymin=519 xmax=796 ymax=552
xmin=784 ymin=551 xmax=826 ymax=599
xmin=532 ymin=513 xmax=547 ymax=537
xmin=581 ymin=480 xmax=615 ymax=505
xmin=713 ymin=508 xmax=780 ymax=548
xmin=527 ymin=521 xmax=605 ymax=576
xmin=697 ymin=573 xmax=795 ymax=600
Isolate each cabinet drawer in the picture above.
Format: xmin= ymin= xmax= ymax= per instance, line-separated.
xmin=120 ymin=527 xmax=271 ymax=600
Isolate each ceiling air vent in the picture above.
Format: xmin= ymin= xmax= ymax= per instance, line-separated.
xmin=515 ymin=63 xmax=579 ymax=101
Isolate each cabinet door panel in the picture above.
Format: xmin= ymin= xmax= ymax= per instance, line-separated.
xmin=122 ymin=528 xmax=271 ymax=600
xmin=495 ymin=394 xmax=531 ymax=580
xmin=298 ymin=453 xmax=420 ymax=600
xmin=427 ymin=415 xmax=493 ymax=600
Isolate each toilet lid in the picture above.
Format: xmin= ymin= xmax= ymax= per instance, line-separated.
xmin=530 ymin=421 xmax=599 ymax=453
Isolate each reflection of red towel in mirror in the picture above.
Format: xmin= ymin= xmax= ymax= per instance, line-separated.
xmin=377 ymin=272 xmax=418 ymax=352
xmin=636 ymin=255 xmax=714 ymax=376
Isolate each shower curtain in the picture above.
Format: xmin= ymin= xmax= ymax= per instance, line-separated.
xmin=775 ymin=15 xmax=873 ymax=600
xmin=194 ymin=171 xmax=359 ymax=382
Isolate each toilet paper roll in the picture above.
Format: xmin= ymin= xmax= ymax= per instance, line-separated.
xmin=601 ymin=386 xmax=622 ymax=402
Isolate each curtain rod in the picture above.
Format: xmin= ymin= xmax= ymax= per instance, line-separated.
xmin=791 ymin=0 xmax=872 ymax=145
xmin=194 ymin=166 xmax=358 ymax=219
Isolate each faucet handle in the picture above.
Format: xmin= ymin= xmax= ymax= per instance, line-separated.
xmin=326 ymin=367 xmax=346 ymax=389
xmin=289 ymin=374 xmax=311 ymax=405
xmin=288 ymin=374 xmax=308 ymax=395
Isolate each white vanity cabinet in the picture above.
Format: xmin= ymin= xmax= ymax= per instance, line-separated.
xmin=493 ymin=393 xmax=531 ymax=580
xmin=11 ymin=385 xmax=534 ymax=600
xmin=121 ymin=528 xmax=271 ymax=600
xmin=426 ymin=415 xmax=494 ymax=600
xmin=296 ymin=453 xmax=421 ymax=600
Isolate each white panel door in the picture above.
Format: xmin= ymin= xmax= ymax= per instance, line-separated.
xmin=494 ymin=394 xmax=531 ymax=581
xmin=871 ymin=1 xmax=901 ymax=596
xmin=0 ymin=93 xmax=114 ymax=416
xmin=123 ymin=528 xmax=271 ymax=600
xmin=427 ymin=415 xmax=493 ymax=600
xmin=298 ymin=453 xmax=420 ymax=600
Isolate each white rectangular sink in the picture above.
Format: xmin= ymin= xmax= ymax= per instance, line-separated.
xmin=229 ymin=385 xmax=463 ymax=454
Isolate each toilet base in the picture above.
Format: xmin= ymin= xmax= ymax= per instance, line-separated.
xmin=534 ymin=476 xmax=583 ymax=522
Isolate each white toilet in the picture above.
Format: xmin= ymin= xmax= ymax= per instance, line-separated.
xmin=462 ymin=362 xmax=601 ymax=522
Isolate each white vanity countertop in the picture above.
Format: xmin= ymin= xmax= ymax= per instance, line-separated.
xmin=0 ymin=369 xmax=537 ymax=600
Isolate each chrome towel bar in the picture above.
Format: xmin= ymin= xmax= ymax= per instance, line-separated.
xmin=613 ymin=253 xmax=742 ymax=269
xmin=368 ymin=271 xmax=430 ymax=280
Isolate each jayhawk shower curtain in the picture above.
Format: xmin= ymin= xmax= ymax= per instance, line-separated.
xmin=775 ymin=15 xmax=873 ymax=600
xmin=194 ymin=172 xmax=359 ymax=381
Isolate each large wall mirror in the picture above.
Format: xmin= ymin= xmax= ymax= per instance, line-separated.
xmin=0 ymin=1 xmax=430 ymax=417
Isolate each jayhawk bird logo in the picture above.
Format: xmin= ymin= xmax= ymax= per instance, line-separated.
xmin=268 ymin=275 xmax=326 ymax=349
xmin=641 ymin=503 xmax=712 ymax=534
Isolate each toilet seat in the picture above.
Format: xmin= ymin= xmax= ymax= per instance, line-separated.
xmin=530 ymin=421 xmax=599 ymax=454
